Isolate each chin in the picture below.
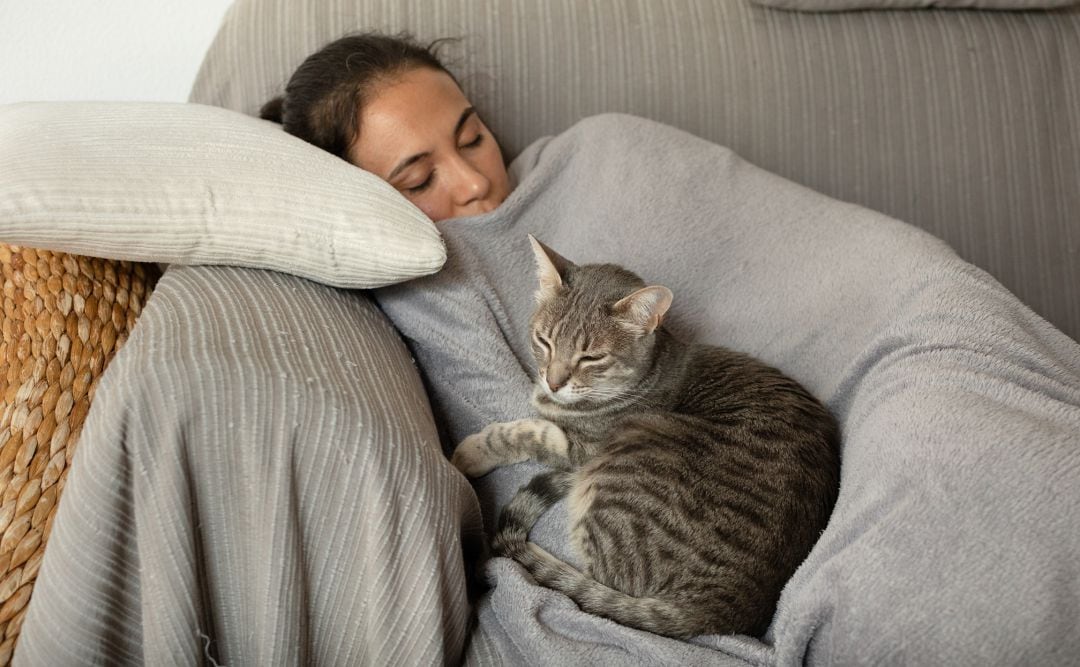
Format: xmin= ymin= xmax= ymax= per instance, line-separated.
xmin=532 ymin=384 xmax=570 ymax=408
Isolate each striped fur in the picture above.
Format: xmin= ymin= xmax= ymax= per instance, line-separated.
xmin=456 ymin=241 xmax=841 ymax=638
xmin=491 ymin=470 xmax=714 ymax=637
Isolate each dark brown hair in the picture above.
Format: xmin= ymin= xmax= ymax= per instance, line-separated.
xmin=260 ymin=32 xmax=458 ymax=161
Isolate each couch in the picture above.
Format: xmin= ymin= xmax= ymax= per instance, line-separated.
xmin=3 ymin=0 xmax=1080 ymax=665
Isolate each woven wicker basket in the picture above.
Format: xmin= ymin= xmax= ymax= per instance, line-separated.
xmin=0 ymin=244 xmax=156 ymax=663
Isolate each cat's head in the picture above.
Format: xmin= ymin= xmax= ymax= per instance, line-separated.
xmin=527 ymin=235 xmax=672 ymax=406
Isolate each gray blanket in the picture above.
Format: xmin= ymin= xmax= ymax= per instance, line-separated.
xmin=375 ymin=114 xmax=1080 ymax=665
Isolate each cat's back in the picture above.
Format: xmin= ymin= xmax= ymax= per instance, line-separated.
xmin=636 ymin=337 xmax=841 ymax=520
xmin=671 ymin=340 xmax=837 ymax=437
xmin=579 ymin=337 xmax=841 ymax=634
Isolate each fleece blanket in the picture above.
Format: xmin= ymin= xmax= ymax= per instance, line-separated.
xmin=374 ymin=114 xmax=1080 ymax=665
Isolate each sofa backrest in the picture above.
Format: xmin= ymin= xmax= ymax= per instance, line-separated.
xmin=190 ymin=0 xmax=1080 ymax=342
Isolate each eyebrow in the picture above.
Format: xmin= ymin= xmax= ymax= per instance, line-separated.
xmin=386 ymin=107 xmax=478 ymax=182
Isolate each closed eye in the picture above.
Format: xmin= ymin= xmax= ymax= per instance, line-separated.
xmin=577 ymin=353 xmax=608 ymax=365
xmin=405 ymin=171 xmax=434 ymax=194
xmin=533 ymin=332 xmax=551 ymax=351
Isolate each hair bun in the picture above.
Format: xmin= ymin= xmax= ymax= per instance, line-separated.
xmin=259 ymin=96 xmax=285 ymax=123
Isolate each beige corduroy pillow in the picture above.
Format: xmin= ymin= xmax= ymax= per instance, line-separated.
xmin=0 ymin=102 xmax=445 ymax=289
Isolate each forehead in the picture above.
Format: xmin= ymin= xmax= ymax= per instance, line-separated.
xmin=349 ymin=67 xmax=471 ymax=171
xmin=537 ymin=287 xmax=606 ymax=327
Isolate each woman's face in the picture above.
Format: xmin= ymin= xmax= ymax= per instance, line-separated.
xmin=350 ymin=67 xmax=511 ymax=222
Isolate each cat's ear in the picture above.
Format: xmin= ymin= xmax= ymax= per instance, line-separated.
xmin=528 ymin=235 xmax=572 ymax=300
xmin=612 ymin=286 xmax=673 ymax=336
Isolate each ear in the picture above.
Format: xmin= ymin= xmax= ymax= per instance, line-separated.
xmin=528 ymin=234 xmax=574 ymax=301
xmin=612 ymin=286 xmax=673 ymax=336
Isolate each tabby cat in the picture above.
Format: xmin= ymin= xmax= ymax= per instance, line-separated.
xmin=451 ymin=236 xmax=840 ymax=638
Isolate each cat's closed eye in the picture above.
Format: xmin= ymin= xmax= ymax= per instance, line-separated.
xmin=533 ymin=332 xmax=552 ymax=353
xmin=576 ymin=353 xmax=608 ymax=365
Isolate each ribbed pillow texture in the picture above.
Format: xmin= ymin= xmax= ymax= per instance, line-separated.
xmin=0 ymin=101 xmax=445 ymax=289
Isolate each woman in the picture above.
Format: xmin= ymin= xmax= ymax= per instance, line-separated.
xmin=261 ymin=32 xmax=511 ymax=222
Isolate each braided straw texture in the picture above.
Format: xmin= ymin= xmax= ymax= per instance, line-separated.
xmin=0 ymin=245 xmax=156 ymax=663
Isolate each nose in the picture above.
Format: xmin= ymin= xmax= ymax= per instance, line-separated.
xmin=546 ymin=365 xmax=570 ymax=393
xmin=448 ymin=155 xmax=490 ymax=208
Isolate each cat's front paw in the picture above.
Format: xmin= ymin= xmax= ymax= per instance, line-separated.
xmin=452 ymin=429 xmax=498 ymax=478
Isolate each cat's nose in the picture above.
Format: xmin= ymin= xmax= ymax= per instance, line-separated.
xmin=546 ymin=366 xmax=570 ymax=393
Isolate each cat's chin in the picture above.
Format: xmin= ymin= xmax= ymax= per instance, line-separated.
xmin=540 ymin=391 xmax=573 ymax=406
xmin=533 ymin=387 xmax=614 ymax=413
xmin=532 ymin=385 xmax=581 ymax=408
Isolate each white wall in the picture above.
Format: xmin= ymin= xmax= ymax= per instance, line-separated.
xmin=0 ymin=0 xmax=235 ymax=105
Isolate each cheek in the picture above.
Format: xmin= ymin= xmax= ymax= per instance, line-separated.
xmin=571 ymin=364 xmax=601 ymax=386
xmin=479 ymin=146 xmax=510 ymax=196
xmin=410 ymin=191 xmax=451 ymax=223
xmin=590 ymin=362 xmax=628 ymax=386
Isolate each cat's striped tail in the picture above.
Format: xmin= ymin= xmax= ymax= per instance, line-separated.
xmin=493 ymin=470 xmax=707 ymax=639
